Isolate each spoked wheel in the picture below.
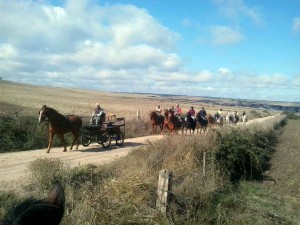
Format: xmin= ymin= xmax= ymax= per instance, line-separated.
xmin=98 ymin=132 xmax=111 ymax=148
xmin=81 ymin=133 xmax=91 ymax=147
xmin=115 ymin=131 xmax=125 ymax=146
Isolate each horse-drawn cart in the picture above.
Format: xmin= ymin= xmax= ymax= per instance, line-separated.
xmin=81 ymin=117 xmax=125 ymax=148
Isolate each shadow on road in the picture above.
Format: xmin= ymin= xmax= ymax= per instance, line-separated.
xmin=77 ymin=141 xmax=146 ymax=152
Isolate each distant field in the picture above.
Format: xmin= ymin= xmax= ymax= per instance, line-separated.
xmin=0 ymin=80 xmax=283 ymax=122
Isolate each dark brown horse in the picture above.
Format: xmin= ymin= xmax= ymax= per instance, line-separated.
xmin=2 ymin=181 xmax=65 ymax=225
xmin=38 ymin=105 xmax=82 ymax=153
xmin=182 ymin=112 xmax=196 ymax=135
xmin=196 ymin=112 xmax=208 ymax=134
xmin=163 ymin=109 xmax=183 ymax=134
xmin=150 ymin=111 xmax=164 ymax=135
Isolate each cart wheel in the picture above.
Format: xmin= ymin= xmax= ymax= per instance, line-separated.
xmin=116 ymin=131 xmax=125 ymax=146
xmin=81 ymin=133 xmax=91 ymax=147
xmin=99 ymin=132 xmax=111 ymax=148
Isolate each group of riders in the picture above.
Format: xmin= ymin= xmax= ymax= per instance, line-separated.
xmin=154 ymin=103 xmax=247 ymax=125
xmin=89 ymin=102 xmax=247 ymax=126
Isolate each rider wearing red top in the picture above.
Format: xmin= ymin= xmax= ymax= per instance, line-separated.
xmin=188 ymin=106 xmax=195 ymax=117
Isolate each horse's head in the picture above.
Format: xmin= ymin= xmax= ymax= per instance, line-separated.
xmin=38 ymin=105 xmax=48 ymax=122
xmin=150 ymin=110 xmax=155 ymax=120
xmin=3 ymin=181 xmax=65 ymax=225
xmin=163 ymin=109 xmax=169 ymax=117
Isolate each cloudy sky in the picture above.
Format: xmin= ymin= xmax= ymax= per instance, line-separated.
xmin=1 ymin=0 xmax=299 ymax=102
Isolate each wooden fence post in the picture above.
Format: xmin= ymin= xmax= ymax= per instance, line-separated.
xmin=136 ymin=109 xmax=141 ymax=120
xmin=156 ymin=170 xmax=172 ymax=213
xmin=203 ymin=152 xmax=206 ymax=177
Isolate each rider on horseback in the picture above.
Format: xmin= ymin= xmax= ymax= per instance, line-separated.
xmin=155 ymin=104 xmax=162 ymax=115
xmin=188 ymin=106 xmax=196 ymax=121
xmin=199 ymin=107 xmax=207 ymax=120
xmin=215 ymin=108 xmax=223 ymax=124
xmin=174 ymin=103 xmax=182 ymax=122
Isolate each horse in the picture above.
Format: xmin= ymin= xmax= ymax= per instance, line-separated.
xmin=150 ymin=110 xmax=164 ymax=135
xmin=196 ymin=112 xmax=208 ymax=134
xmin=38 ymin=105 xmax=83 ymax=153
xmin=241 ymin=114 xmax=248 ymax=123
xmin=2 ymin=181 xmax=65 ymax=225
xmin=207 ymin=114 xmax=216 ymax=126
xmin=182 ymin=112 xmax=196 ymax=135
xmin=163 ymin=109 xmax=183 ymax=134
xmin=227 ymin=112 xmax=239 ymax=124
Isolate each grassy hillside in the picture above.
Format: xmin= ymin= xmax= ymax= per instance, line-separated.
xmin=0 ymin=80 xmax=278 ymax=121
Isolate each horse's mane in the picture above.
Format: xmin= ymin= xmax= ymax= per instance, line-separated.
xmin=2 ymin=181 xmax=65 ymax=225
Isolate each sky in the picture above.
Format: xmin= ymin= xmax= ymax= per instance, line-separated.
xmin=0 ymin=0 xmax=300 ymax=102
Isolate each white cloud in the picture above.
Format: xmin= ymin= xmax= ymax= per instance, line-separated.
xmin=292 ymin=17 xmax=300 ymax=33
xmin=213 ymin=0 xmax=263 ymax=25
xmin=218 ymin=67 xmax=231 ymax=76
xmin=210 ymin=26 xmax=244 ymax=45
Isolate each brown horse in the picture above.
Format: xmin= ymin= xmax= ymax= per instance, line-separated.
xmin=163 ymin=109 xmax=183 ymax=134
xmin=207 ymin=114 xmax=215 ymax=126
xmin=38 ymin=105 xmax=82 ymax=153
xmin=196 ymin=112 xmax=208 ymax=134
xmin=2 ymin=181 xmax=65 ymax=225
xmin=150 ymin=111 xmax=164 ymax=135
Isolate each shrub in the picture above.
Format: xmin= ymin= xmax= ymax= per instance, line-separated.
xmin=0 ymin=115 xmax=48 ymax=152
xmin=250 ymin=110 xmax=262 ymax=118
xmin=26 ymin=158 xmax=69 ymax=192
xmin=281 ymin=111 xmax=300 ymax=120
xmin=212 ymin=128 xmax=276 ymax=182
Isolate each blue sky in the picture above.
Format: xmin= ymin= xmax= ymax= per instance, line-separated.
xmin=0 ymin=0 xmax=299 ymax=102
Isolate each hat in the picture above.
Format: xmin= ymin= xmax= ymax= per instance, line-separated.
xmin=191 ymin=106 xmax=194 ymax=108
xmin=96 ymin=103 xmax=100 ymax=106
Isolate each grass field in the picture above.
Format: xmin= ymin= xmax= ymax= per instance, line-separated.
xmin=0 ymin=80 xmax=280 ymax=122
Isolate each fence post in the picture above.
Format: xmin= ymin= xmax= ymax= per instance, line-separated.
xmin=136 ymin=109 xmax=142 ymax=120
xmin=203 ymin=152 xmax=206 ymax=177
xmin=156 ymin=170 xmax=172 ymax=213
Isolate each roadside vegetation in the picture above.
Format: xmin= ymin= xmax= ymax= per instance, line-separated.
xmin=1 ymin=114 xmax=296 ymax=224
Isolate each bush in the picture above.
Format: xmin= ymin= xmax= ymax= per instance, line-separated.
xmin=281 ymin=111 xmax=300 ymax=120
xmin=212 ymin=128 xmax=276 ymax=182
xmin=26 ymin=158 xmax=69 ymax=192
xmin=0 ymin=115 xmax=49 ymax=152
xmin=250 ymin=110 xmax=262 ymax=118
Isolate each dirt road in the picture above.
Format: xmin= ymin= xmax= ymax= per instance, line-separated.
xmin=0 ymin=135 xmax=163 ymax=191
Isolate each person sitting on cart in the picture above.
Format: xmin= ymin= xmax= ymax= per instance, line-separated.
xmin=90 ymin=103 xmax=105 ymax=125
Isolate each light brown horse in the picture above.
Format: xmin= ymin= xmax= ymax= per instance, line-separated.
xmin=38 ymin=105 xmax=82 ymax=153
xmin=150 ymin=111 xmax=164 ymax=135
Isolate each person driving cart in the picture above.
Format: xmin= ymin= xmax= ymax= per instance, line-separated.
xmin=90 ymin=103 xmax=105 ymax=125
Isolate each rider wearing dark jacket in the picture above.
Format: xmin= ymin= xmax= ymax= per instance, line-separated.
xmin=199 ymin=107 xmax=207 ymax=119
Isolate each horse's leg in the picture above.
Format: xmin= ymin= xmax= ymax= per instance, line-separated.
xmin=159 ymin=124 xmax=163 ymax=135
xmin=47 ymin=131 xmax=54 ymax=153
xmin=70 ymin=131 xmax=78 ymax=150
xmin=58 ymin=133 xmax=67 ymax=152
